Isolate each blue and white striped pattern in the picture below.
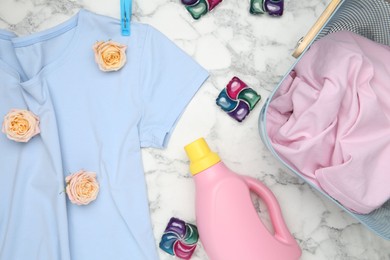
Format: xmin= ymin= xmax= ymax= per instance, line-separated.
xmin=318 ymin=0 xmax=390 ymax=46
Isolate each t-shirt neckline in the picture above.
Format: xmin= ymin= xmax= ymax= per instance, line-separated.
xmin=0 ymin=30 xmax=20 ymax=79
xmin=0 ymin=29 xmax=16 ymax=40
xmin=1 ymin=9 xmax=86 ymax=86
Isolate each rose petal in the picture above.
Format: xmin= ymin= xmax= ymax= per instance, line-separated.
xmin=93 ymin=40 xmax=127 ymax=72
xmin=65 ymin=170 xmax=99 ymax=205
xmin=2 ymin=109 xmax=40 ymax=142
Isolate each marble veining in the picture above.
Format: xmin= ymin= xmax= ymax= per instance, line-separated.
xmin=1 ymin=0 xmax=390 ymax=259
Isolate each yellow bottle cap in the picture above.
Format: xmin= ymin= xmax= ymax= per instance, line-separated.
xmin=184 ymin=138 xmax=221 ymax=175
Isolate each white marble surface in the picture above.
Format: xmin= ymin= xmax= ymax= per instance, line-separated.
xmin=1 ymin=0 xmax=390 ymax=259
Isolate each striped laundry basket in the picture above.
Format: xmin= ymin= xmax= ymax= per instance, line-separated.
xmin=259 ymin=0 xmax=390 ymax=240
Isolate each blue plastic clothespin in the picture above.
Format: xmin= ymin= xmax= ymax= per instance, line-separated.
xmin=121 ymin=0 xmax=132 ymax=36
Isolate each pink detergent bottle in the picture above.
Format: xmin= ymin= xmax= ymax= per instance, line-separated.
xmin=184 ymin=138 xmax=302 ymax=260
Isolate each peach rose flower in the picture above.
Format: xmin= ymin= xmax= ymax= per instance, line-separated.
xmin=93 ymin=40 xmax=127 ymax=72
xmin=66 ymin=170 xmax=99 ymax=206
xmin=2 ymin=109 xmax=40 ymax=142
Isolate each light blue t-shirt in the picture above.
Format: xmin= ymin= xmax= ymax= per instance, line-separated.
xmin=0 ymin=31 xmax=71 ymax=259
xmin=0 ymin=9 xmax=208 ymax=260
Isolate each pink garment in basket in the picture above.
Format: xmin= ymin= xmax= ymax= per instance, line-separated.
xmin=267 ymin=31 xmax=390 ymax=214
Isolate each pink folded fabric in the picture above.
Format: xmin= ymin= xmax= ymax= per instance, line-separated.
xmin=267 ymin=31 xmax=390 ymax=214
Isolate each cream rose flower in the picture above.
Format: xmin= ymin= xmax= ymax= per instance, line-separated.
xmin=66 ymin=170 xmax=99 ymax=206
xmin=2 ymin=109 xmax=40 ymax=142
xmin=93 ymin=40 xmax=127 ymax=72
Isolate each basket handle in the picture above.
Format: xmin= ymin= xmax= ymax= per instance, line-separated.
xmin=292 ymin=0 xmax=342 ymax=58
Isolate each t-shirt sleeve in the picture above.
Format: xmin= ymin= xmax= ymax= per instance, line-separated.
xmin=138 ymin=25 xmax=209 ymax=149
